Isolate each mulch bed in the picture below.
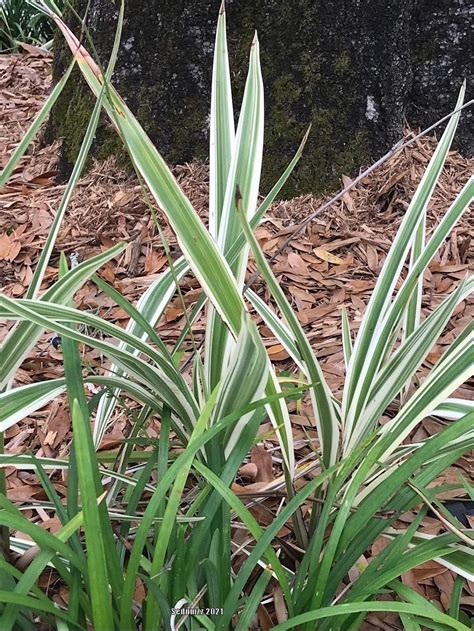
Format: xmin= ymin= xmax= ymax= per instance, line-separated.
xmin=1 ymin=49 xmax=473 ymax=627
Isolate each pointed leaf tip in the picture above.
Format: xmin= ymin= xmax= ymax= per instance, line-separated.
xmin=219 ymin=1 xmax=225 ymax=15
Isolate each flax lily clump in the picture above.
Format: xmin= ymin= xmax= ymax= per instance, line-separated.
xmin=0 ymin=2 xmax=472 ymax=630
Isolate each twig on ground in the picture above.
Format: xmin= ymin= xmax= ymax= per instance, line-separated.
xmin=180 ymin=99 xmax=473 ymax=373
xmin=243 ymin=98 xmax=473 ymax=292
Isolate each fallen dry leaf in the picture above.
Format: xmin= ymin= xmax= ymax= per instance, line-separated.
xmin=0 ymin=233 xmax=12 ymax=259
xmin=251 ymin=445 xmax=273 ymax=483
xmin=313 ymin=247 xmax=345 ymax=265
xmin=267 ymin=344 xmax=290 ymax=361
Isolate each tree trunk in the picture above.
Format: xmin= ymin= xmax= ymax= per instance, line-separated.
xmin=46 ymin=0 xmax=473 ymax=196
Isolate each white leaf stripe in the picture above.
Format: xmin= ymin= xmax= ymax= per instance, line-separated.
xmin=209 ymin=3 xmax=235 ymax=238
xmin=0 ymin=244 xmax=126 ymax=389
xmin=341 ymin=306 xmax=352 ymax=369
xmin=236 ymin=197 xmax=338 ymax=467
xmin=344 ymin=173 xmax=473 ymax=449
xmin=349 ymin=277 xmax=472 ymax=448
xmin=343 ymin=84 xmax=466 ymax=436
xmin=383 ymin=530 xmax=474 ymax=581
xmin=0 ymin=297 xmax=199 ymax=432
xmin=94 ymin=256 xmax=188 ymax=445
xmin=379 ymin=329 xmax=472 ymax=463
xmin=205 ymin=24 xmax=264 ymax=393
xmin=432 ymin=398 xmax=474 ymax=420
xmin=212 ymin=316 xmax=267 ymax=458
xmin=247 ymin=289 xmax=305 ymax=372
xmin=52 ymin=16 xmax=246 ymax=335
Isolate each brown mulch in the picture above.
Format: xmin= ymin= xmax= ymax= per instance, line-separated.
xmin=1 ymin=52 xmax=472 ymax=395
xmin=1 ymin=50 xmax=473 ymax=625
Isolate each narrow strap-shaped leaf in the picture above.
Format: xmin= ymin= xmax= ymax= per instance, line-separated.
xmin=0 ymin=296 xmax=199 ymax=434
xmin=25 ymin=3 xmax=123 ymax=302
xmin=0 ymin=59 xmax=75 ymax=188
xmin=92 ymin=274 xmax=173 ymax=359
xmin=355 ymin=276 xmax=472 ymax=440
xmin=217 ymin=465 xmax=338 ymax=631
xmin=205 ymin=26 xmax=264 ymax=392
xmin=432 ymin=398 xmax=474 ymax=420
xmin=401 ymin=209 xmax=426 ymax=400
xmin=337 ymin=414 xmax=473 ymax=572
xmin=0 ymin=591 xmax=76 ymax=624
xmin=344 ymin=510 xmax=426 ymax=601
xmin=235 ymin=569 xmax=272 ymax=631
xmin=169 ymin=127 xmax=311 ymax=355
xmin=48 ymin=12 xmax=246 ymax=336
xmin=0 ymin=381 xmax=66 ymax=431
xmin=237 ymin=195 xmax=338 ymax=466
xmin=449 ymin=575 xmax=465 ymax=620
xmin=194 ymin=460 xmax=293 ymax=618
xmin=341 ymin=306 xmax=353 ymax=369
xmin=212 ymin=315 xmax=268 ymax=458
xmin=377 ymin=326 xmax=472 ymax=460
xmin=142 ymin=388 xmax=220 ymax=630
xmin=59 ymin=258 xmax=124 ymax=605
xmin=392 ymin=579 xmax=465 ymax=628
xmin=209 ymin=2 xmax=235 ymax=238
xmin=217 ymin=32 xmax=264 ymax=279
xmin=271 ymin=602 xmax=469 ymax=631
xmin=70 ymin=400 xmax=115 ymax=631
xmin=343 ymin=84 xmax=466 ymax=437
xmin=40 ymin=19 xmax=300 ymax=476
xmin=0 ymin=243 xmax=126 ymax=389
xmin=0 ymin=375 xmax=166 ymax=437
xmin=344 ymin=171 xmax=473 ymax=450
xmin=119 ymin=386 xmax=302 ymax=627
xmin=92 ymin=260 xmax=188 ymax=445
xmin=307 ymin=405 xmax=472 ymax=611
xmin=0 ymin=508 xmax=88 ymax=630
xmin=247 ymin=289 xmax=305 ymax=371
xmin=388 ymin=534 xmax=474 ymax=581
xmin=0 ymin=498 xmax=86 ymax=573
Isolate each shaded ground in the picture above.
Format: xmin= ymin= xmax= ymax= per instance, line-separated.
xmin=0 ymin=50 xmax=473 ymax=626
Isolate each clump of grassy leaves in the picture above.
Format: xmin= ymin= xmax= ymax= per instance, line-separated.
xmin=0 ymin=2 xmax=472 ymax=629
xmin=0 ymin=0 xmax=63 ymax=51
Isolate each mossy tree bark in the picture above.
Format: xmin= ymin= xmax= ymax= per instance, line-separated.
xmin=46 ymin=0 xmax=473 ymax=196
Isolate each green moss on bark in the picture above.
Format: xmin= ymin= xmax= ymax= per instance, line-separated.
xmin=44 ymin=65 xmax=128 ymax=175
xmin=49 ymin=67 xmax=91 ymax=164
xmin=47 ymin=0 xmax=379 ymax=194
